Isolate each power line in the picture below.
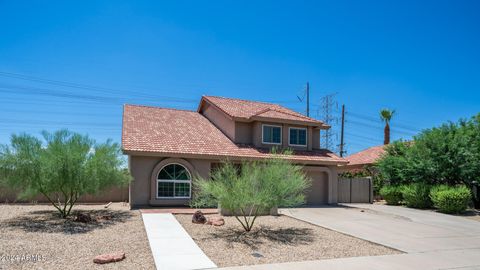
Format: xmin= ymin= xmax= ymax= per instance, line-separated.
xmin=346 ymin=111 xmax=422 ymax=133
xmin=346 ymin=119 xmax=417 ymax=137
xmin=0 ymin=71 xmax=305 ymax=106
xmin=0 ymin=71 xmax=199 ymax=102
xmin=0 ymin=83 xmax=198 ymax=104
xmin=345 ymin=132 xmax=381 ymax=143
xmin=0 ymin=108 xmax=118 ymax=118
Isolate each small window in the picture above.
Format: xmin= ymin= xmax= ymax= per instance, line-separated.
xmin=289 ymin=128 xmax=307 ymax=146
xmin=262 ymin=125 xmax=282 ymax=144
xmin=157 ymin=164 xmax=191 ymax=198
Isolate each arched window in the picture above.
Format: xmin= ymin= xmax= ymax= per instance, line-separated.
xmin=157 ymin=164 xmax=191 ymax=198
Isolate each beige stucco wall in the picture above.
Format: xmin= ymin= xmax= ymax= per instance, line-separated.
xmin=129 ymin=154 xmax=339 ymax=208
xmin=234 ymin=121 xmax=252 ymax=144
xmin=312 ymin=129 xmax=321 ymax=149
xmin=251 ymin=121 xmax=315 ymax=151
xmin=129 ymin=155 xmax=211 ymax=208
xmin=200 ymin=103 xmax=322 ymax=150
xmin=201 ymin=103 xmax=236 ymax=141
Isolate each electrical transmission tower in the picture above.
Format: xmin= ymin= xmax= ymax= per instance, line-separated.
xmin=318 ymin=93 xmax=339 ymax=151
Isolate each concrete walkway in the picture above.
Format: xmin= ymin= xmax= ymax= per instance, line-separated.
xmin=221 ymin=204 xmax=480 ymax=270
xmin=142 ymin=213 xmax=217 ymax=270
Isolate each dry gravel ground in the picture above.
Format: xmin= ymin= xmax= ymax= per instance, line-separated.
xmin=175 ymin=214 xmax=401 ymax=267
xmin=0 ymin=203 xmax=155 ymax=270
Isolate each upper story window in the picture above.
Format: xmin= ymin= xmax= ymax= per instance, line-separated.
xmin=289 ymin=127 xmax=307 ymax=146
xmin=262 ymin=124 xmax=282 ymax=144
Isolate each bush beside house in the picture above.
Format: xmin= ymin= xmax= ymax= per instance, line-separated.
xmin=430 ymin=185 xmax=472 ymax=214
xmin=379 ymin=185 xmax=403 ymax=205
xmin=401 ymin=183 xmax=432 ymax=209
xmin=376 ymin=113 xmax=479 ymax=212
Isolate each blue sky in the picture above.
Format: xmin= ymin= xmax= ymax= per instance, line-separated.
xmin=0 ymin=0 xmax=479 ymax=155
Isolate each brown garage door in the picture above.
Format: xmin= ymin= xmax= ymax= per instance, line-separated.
xmin=305 ymin=171 xmax=328 ymax=205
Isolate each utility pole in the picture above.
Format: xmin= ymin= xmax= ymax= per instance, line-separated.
xmin=306 ymin=82 xmax=310 ymax=117
xmin=339 ymin=104 xmax=345 ymax=157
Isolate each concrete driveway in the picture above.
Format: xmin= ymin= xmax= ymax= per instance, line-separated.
xmin=221 ymin=204 xmax=480 ymax=270
xmin=282 ymin=204 xmax=480 ymax=253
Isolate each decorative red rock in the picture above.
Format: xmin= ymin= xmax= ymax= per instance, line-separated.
xmin=206 ymin=216 xmax=225 ymax=226
xmin=93 ymin=252 xmax=126 ymax=264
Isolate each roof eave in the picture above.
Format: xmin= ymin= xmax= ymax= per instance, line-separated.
xmin=122 ymin=149 xmax=348 ymax=166
xmin=250 ymin=116 xmax=325 ymax=127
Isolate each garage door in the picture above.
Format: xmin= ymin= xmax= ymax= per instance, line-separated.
xmin=305 ymin=171 xmax=328 ymax=205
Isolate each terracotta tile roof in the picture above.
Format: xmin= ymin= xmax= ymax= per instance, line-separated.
xmin=122 ymin=104 xmax=346 ymax=164
xmin=201 ymin=96 xmax=326 ymax=126
xmin=346 ymin=145 xmax=386 ymax=166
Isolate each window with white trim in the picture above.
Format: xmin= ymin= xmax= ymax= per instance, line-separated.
xmin=157 ymin=164 xmax=191 ymax=198
xmin=289 ymin=127 xmax=307 ymax=146
xmin=262 ymin=125 xmax=282 ymax=144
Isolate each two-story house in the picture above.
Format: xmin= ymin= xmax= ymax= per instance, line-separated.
xmin=122 ymin=96 xmax=347 ymax=208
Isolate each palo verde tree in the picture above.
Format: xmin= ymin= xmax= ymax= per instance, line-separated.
xmin=0 ymin=130 xmax=131 ymax=218
xmin=380 ymin=108 xmax=395 ymax=145
xmin=193 ymin=150 xmax=311 ymax=232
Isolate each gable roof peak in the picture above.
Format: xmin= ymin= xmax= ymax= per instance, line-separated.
xmin=199 ymin=95 xmax=327 ymax=127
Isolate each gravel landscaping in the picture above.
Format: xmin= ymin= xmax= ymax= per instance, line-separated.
xmin=175 ymin=213 xmax=401 ymax=267
xmin=0 ymin=203 xmax=155 ymax=270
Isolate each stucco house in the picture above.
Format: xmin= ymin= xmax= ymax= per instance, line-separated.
xmin=122 ymin=96 xmax=348 ymax=208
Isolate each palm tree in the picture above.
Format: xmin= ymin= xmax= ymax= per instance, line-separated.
xmin=380 ymin=109 xmax=395 ymax=145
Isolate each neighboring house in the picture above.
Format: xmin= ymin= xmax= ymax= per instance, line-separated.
xmin=122 ymin=96 xmax=347 ymax=208
xmin=338 ymin=145 xmax=386 ymax=173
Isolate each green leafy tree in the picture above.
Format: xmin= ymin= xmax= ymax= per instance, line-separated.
xmin=375 ymin=141 xmax=411 ymax=186
xmin=376 ymin=113 xmax=480 ymax=207
xmin=0 ymin=130 xmax=131 ymax=218
xmin=193 ymin=152 xmax=311 ymax=232
xmin=380 ymin=109 xmax=395 ymax=145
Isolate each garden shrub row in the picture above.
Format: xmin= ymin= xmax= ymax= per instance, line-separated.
xmin=430 ymin=185 xmax=472 ymax=214
xmin=379 ymin=184 xmax=472 ymax=213
xmin=379 ymin=185 xmax=403 ymax=205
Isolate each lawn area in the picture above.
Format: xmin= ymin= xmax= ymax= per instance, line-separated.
xmin=175 ymin=213 xmax=401 ymax=267
xmin=0 ymin=203 xmax=155 ymax=270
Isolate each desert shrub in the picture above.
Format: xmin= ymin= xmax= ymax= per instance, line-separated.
xmin=193 ymin=151 xmax=311 ymax=232
xmin=379 ymin=185 xmax=403 ymax=205
xmin=0 ymin=130 xmax=131 ymax=218
xmin=401 ymin=183 xmax=432 ymax=209
xmin=430 ymin=185 xmax=471 ymax=214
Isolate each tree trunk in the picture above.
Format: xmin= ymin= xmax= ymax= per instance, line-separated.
xmin=384 ymin=122 xmax=390 ymax=145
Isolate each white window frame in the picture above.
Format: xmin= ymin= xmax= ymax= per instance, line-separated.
xmin=156 ymin=163 xmax=192 ymax=199
xmin=288 ymin=127 xmax=308 ymax=147
xmin=262 ymin=124 xmax=282 ymax=145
